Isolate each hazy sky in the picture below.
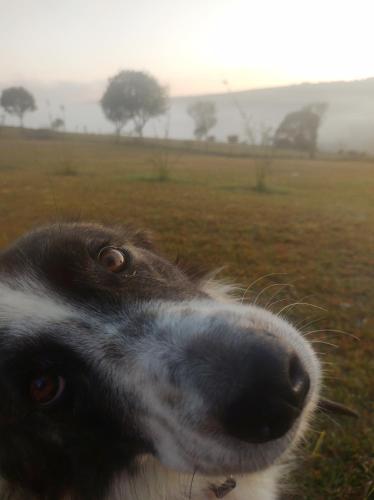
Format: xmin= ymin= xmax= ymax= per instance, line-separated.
xmin=1 ymin=0 xmax=373 ymax=95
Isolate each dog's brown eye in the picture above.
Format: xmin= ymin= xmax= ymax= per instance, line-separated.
xmin=98 ymin=246 xmax=127 ymax=272
xmin=30 ymin=375 xmax=65 ymax=405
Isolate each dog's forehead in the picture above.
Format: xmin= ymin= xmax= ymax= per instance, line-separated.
xmin=0 ymin=223 xmax=131 ymax=328
xmin=0 ymin=223 xmax=135 ymax=266
xmin=0 ymin=222 xmax=150 ymax=291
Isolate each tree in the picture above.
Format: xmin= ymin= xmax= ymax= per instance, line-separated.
xmin=100 ymin=70 xmax=168 ymax=139
xmin=187 ymin=101 xmax=217 ymax=140
xmin=51 ymin=117 xmax=65 ymax=131
xmin=0 ymin=87 xmax=36 ymax=127
xmin=222 ymin=80 xmax=274 ymax=192
xmin=222 ymin=80 xmax=256 ymax=145
xmin=274 ymin=102 xmax=328 ymax=158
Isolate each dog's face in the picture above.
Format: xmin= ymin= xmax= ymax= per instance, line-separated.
xmin=0 ymin=223 xmax=321 ymax=499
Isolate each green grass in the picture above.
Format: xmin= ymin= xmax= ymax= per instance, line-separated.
xmin=0 ymin=128 xmax=373 ymax=499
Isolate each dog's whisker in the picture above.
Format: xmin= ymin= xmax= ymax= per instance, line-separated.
xmin=240 ymin=272 xmax=289 ymax=304
xmin=263 ymin=286 xmax=288 ymax=309
xmin=266 ymin=296 xmax=289 ymax=310
xmin=302 ymin=329 xmax=359 ymax=341
xmin=297 ymin=315 xmax=325 ymax=331
xmin=309 ymin=340 xmax=339 ymax=348
xmin=319 ymin=361 xmax=335 ymax=366
xmin=277 ymin=302 xmax=327 ymax=316
xmin=268 ymin=293 xmax=315 ymax=314
xmin=320 ymin=364 xmax=334 ymax=372
xmin=253 ymin=283 xmax=295 ymax=306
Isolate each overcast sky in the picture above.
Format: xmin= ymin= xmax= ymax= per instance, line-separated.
xmin=0 ymin=0 xmax=373 ymax=96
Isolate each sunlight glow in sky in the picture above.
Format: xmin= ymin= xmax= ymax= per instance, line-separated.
xmin=0 ymin=0 xmax=373 ymax=95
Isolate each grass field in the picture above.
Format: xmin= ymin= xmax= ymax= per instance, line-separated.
xmin=0 ymin=128 xmax=373 ymax=499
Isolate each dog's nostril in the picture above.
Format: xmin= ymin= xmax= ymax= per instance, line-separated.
xmin=288 ymin=354 xmax=310 ymax=407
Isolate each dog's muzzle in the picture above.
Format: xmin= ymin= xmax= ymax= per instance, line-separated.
xmin=133 ymin=301 xmax=319 ymax=473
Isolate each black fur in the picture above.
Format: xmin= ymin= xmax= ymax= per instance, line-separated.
xmin=0 ymin=328 xmax=150 ymax=500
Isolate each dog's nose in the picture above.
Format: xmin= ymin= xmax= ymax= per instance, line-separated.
xmin=219 ymin=338 xmax=310 ymax=444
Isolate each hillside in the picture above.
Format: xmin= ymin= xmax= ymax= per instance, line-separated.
xmin=171 ymin=78 xmax=374 ymax=152
xmin=1 ymin=78 xmax=374 ymax=152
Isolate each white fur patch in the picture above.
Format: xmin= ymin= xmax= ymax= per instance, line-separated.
xmin=108 ymin=456 xmax=280 ymax=500
xmin=0 ymin=281 xmax=75 ymax=331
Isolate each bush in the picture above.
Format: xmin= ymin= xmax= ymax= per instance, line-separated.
xmin=54 ymin=161 xmax=78 ymax=176
xmin=254 ymin=158 xmax=272 ymax=192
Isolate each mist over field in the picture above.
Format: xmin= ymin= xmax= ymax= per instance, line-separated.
xmin=2 ymin=77 xmax=374 ymax=153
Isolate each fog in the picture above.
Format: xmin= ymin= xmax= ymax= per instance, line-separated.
xmin=1 ymin=77 xmax=374 ymax=153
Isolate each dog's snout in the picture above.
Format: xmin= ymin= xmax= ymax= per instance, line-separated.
xmin=213 ymin=335 xmax=311 ymax=444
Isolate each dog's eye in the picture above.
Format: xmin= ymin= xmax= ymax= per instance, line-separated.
xmin=97 ymin=246 xmax=128 ymax=272
xmin=30 ymin=374 xmax=65 ymax=406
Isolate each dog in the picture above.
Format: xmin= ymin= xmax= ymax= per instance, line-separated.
xmin=0 ymin=222 xmax=322 ymax=500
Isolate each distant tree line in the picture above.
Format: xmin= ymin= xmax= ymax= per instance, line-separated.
xmin=183 ymin=93 xmax=328 ymax=158
xmin=0 ymin=75 xmax=329 ymax=158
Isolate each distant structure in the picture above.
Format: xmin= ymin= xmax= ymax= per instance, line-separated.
xmin=227 ymin=135 xmax=239 ymax=144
